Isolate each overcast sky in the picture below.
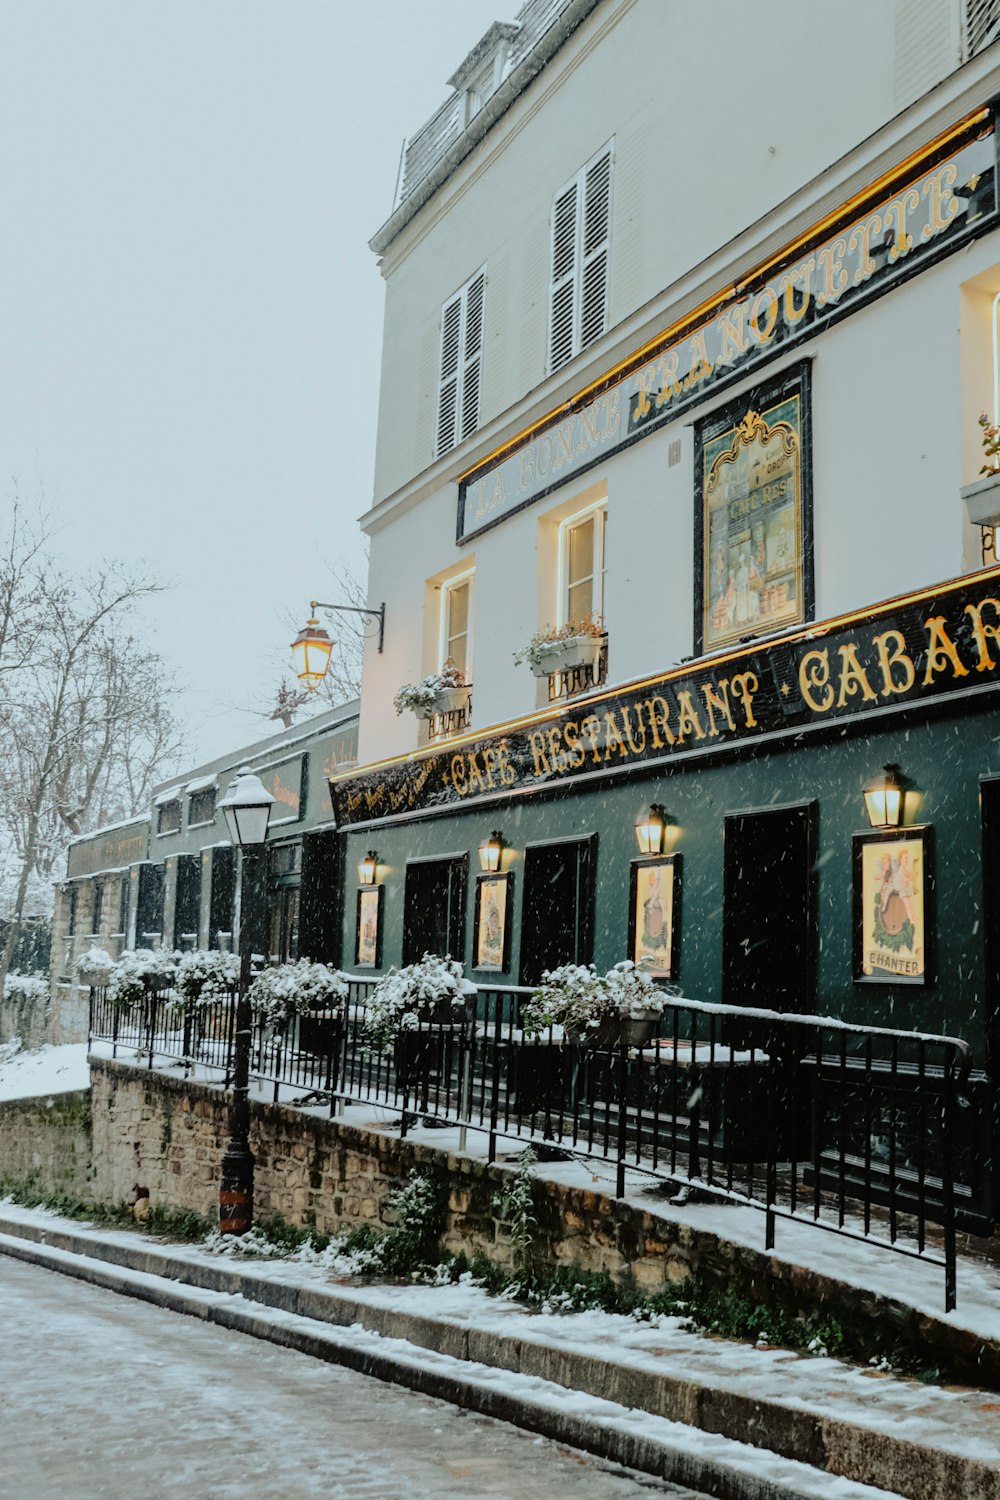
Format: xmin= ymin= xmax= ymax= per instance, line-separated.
xmin=0 ymin=0 xmax=503 ymax=770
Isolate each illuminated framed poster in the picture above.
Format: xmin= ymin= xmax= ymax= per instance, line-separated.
xmin=355 ymin=885 xmax=384 ymax=969
xmin=852 ymin=826 xmax=933 ymax=985
xmin=628 ymin=855 xmax=680 ymax=980
xmin=472 ymin=873 xmax=512 ymax=973
xmin=694 ymin=362 xmax=813 ymax=655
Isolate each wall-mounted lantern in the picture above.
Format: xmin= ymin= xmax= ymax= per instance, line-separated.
xmin=862 ymin=764 xmax=907 ymax=830
xmin=290 ymin=616 xmax=334 ymax=692
xmin=358 ymin=851 xmax=379 ymax=886
xmin=291 ymin=598 xmax=386 ymax=691
xmin=634 ymin=804 xmax=668 ymax=856
xmin=478 ymin=831 xmax=504 ymax=873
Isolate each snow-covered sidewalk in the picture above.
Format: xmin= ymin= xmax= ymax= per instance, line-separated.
xmin=0 ymin=1041 xmax=90 ymax=1101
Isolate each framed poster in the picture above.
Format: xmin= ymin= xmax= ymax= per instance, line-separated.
xmin=628 ymin=855 xmax=680 ymax=980
xmin=472 ymin=872 xmax=512 ymax=973
xmin=852 ymin=827 xmax=933 ymax=985
xmin=693 ymin=362 xmax=813 ymax=654
xmin=355 ymin=885 xmax=384 ymax=969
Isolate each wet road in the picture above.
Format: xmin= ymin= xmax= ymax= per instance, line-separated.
xmin=0 ymin=1255 xmax=711 ymax=1500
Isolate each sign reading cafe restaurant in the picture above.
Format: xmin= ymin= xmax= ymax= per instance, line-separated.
xmin=333 ymin=568 xmax=1000 ymax=827
xmin=458 ymin=108 xmax=997 ymax=542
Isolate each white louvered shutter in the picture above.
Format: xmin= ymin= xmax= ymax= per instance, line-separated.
xmin=460 ymin=271 xmax=485 ymax=441
xmin=549 ymin=181 xmax=579 ymax=372
xmin=437 ymin=270 xmax=486 ymax=457
xmin=549 ymin=146 xmax=612 ymax=374
xmin=437 ymin=294 xmax=462 ymax=456
xmin=580 ymin=150 xmax=611 ymax=351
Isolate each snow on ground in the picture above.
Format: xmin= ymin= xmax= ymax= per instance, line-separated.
xmin=0 ymin=1042 xmax=91 ymax=1101
xmin=0 ymin=1197 xmax=997 ymax=1483
xmin=83 ymin=1042 xmax=1000 ymax=1338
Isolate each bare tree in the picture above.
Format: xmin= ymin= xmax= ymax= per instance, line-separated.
xmin=0 ymin=514 xmax=182 ymax=991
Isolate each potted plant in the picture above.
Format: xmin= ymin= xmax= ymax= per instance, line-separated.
xmin=393 ymin=662 xmax=470 ymax=720
xmin=176 ymin=948 xmax=241 ymax=1007
xmin=513 ymin=618 xmax=605 ymax=679
xmin=74 ymin=945 xmax=116 ymax=989
xmin=961 ymin=412 xmax=1000 ymax=528
xmin=519 ymin=960 xmax=666 ymax=1048
xmin=363 ymin=952 xmax=475 ymax=1048
xmin=247 ymin=958 xmax=349 ymax=1035
xmin=106 ymin=948 xmax=181 ymax=1006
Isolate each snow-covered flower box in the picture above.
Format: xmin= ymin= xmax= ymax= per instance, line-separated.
xmin=363 ymin=953 xmax=475 ymax=1048
xmin=513 ymin=621 xmax=605 ymax=678
xmin=176 ymin=948 xmax=241 ymax=1006
xmin=247 ymin=959 xmax=349 ymax=1034
xmin=519 ymin=960 xmax=666 ymax=1047
xmin=107 ymin=948 xmax=181 ymax=1006
xmin=393 ymin=665 xmax=470 ymax=720
xmin=74 ymin=945 xmax=116 ymax=989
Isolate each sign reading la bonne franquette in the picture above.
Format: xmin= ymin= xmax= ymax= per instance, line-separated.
xmin=331 ymin=569 xmax=1000 ymax=828
xmin=457 ymin=115 xmax=997 ymax=543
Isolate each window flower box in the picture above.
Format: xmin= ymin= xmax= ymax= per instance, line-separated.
xmin=514 ymin=620 xmax=606 ymax=678
xmin=393 ymin=665 xmax=470 ymax=720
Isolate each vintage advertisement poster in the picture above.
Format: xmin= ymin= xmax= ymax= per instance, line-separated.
xmin=474 ymin=873 xmax=511 ymax=972
xmin=355 ymin=886 xmax=383 ymax=968
xmin=854 ymin=831 xmax=930 ymax=984
xmin=630 ymin=856 xmax=679 ymax=979
xmin=699 ymin=373 xmax=808 ymax=653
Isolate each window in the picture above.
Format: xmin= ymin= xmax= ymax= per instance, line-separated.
xmin=91 ymin=880 xmax=103 ymax=936
xmin=117 ymin=876 xmax=130 ymax=936
xmin=559 ymin=506 xmax=607 ymax=628
xmin=189 ymin=787 xmax=216 ymax=826
xmin=67 ymin=885 xmax=78 ymax=938
xmin=437 ymin=269 xmax=486 ymax=457
xmin=549 ymin=144 xmax=612 ymax=373
xmin=440 ymin=572 xmax=474 ymax=677
xmin=157 ymin=799 xmax=181 ymax=835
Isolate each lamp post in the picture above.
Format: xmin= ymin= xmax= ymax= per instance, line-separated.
xmin=216 ymin=767 xmax=275 ymax=1235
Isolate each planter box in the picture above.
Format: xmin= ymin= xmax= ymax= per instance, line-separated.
xmin=528 ymin=635 xmax=604 ymax=679
xmin=427 ymin=685 xmax=471 ymax=718
xmin=961 ymin=471 xmax=1000 ymax=528
xmin=569 ymin=1008 xmax=662 ymax=1049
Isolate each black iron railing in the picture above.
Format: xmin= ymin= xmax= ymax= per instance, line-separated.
xmin=89 ymin=980 xmax=973 ymax=1309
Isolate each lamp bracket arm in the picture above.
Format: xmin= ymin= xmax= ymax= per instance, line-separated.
xmin=310 ymin=600 xmax=385 ymax=653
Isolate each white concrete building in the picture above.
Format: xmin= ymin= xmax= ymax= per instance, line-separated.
xmin=357 ymin=0 xmax=1000 ymax=763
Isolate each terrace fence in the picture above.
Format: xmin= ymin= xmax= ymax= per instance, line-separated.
xmin=89 ymin=977 xmax=974 ymax=1310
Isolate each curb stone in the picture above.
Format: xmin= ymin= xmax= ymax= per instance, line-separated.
xmin=0 ymin=1213 xmax=997 ymax=1500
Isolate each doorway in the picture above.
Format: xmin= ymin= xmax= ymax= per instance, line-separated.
xmin=519 ymin=835 xmax=596 ymax=986
xmin=722 ymin=802 xmax=817 ymax=1011
xmin=403 ymin=854 xmax=468 ymax=964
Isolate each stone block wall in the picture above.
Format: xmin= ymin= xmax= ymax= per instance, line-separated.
xmin=89 ymin=1058 xmax=707 ymax=1287
xmin=0 ymin=1089 xmax=92 ymax=1199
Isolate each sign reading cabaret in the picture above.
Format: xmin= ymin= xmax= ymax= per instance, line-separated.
xmin=457 ymin=113 xmax=997 ymax=543
xmin=331 ymin=569 xmax=1000 ymax=827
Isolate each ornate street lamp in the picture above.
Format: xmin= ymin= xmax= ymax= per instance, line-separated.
xmin=862 ymin=764 xmax=907 ymax=830
xmin=216 ymin=767 xmax=275 ymax=1236
xmin=291 ymin=598 xmax=386 ymax=691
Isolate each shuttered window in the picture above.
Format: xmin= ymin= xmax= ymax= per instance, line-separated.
xmin=966 ymin=0 xmax=1000 ymax=55
xmin=437 ymin=268 xmax=486 ymax=457
xmin=549 ymin=144 xmax=612 ymax=373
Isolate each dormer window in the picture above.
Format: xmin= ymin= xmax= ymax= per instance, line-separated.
xmin=447 ymin=21 xmax=519 ymax=125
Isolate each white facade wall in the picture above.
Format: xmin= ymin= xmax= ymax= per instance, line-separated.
xmin=359 ymin=0 xmax=997 ymax=766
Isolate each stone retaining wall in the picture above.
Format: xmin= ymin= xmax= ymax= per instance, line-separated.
xmin=89 ymin=1057 xmax=701 ymax=1285
xmin=0 ymin=1088 xmax=92 ymax=1199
